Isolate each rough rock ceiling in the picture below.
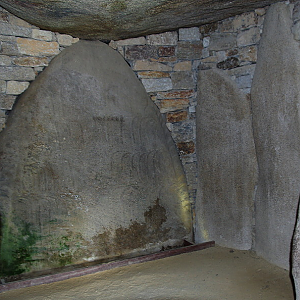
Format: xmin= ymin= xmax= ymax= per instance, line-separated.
xmin=0 ymin=0 xmax=281 ymax=40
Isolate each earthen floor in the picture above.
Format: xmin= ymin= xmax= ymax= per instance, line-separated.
xmin=0 ymin=245 xmax=294 ymax=300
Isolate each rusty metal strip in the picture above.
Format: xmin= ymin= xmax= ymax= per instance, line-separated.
xmin=0 ymin=241 xmax=215 ymax=293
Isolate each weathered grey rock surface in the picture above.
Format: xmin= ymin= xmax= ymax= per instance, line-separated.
xmin=195 ymin=68 xmax=257 ymax=250
xmin=0 ymin=0 xmax=280 ymax=40
xmin=292 ymin=199 xmax=300 ymax=300
xmin=251 ymin=2 xmax=300 ymax=269
xmin=0 ymin=40 xmax=191 ymax=276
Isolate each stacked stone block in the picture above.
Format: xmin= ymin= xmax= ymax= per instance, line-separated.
xmin=0 ymin=7 xmax=78 ymax=129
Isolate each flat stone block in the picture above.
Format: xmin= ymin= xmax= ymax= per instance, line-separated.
xmin=160 ymin=98 xmax=189 ymax=113
xmin=6 ymin=81 xmax=30 ymax=95
xmin=171 ymin=72 xmax=194 ymax=90
xmin=141 ymin=78 xmax=172 ymax=92
xmin=177 ymin=41 xmax=203 ymax=59
xmin=203 ymin=37 xmax=210 ymax=48
xmin=137 ymin=71 xmax=170 ymax=79
xmin=125 ymin=45 xmax=159 ymax=60
xmin=0 ymin=66 xmax=35 ymax=80
xmin=179 ymin=27 xmax=201 ymax=41
xmin=56 ymin=33 xmax=74 ymax=46
xmin=235 ymin=74 xmax=252 ymax=89
xmin=177 ymin=141 xmax=195 ymax=155
xmin=166 ymin=110 xmax=188 ymax=123
xmin=227 ymin=64 xmax=256 ymax=77
xmin=32 ymin=29 xmax=53 ymax=41
xmin=237 ymin=27 xmax=260 ymax=47
xmin=208 ymin=33 xmax=237 ymax=51
xmin=173 ymin=61 xmax=192 ymax=71
xmin=158 ymin=46 xmax=175 ymax=57
xmin=0 ymin=41 xmax=19 ymax=56
xmin=147 ymin=31 xmax=178 ymax=45
xmin=17 ymin=38 xmax=59 ymax=56
xmin=0 ymin=23 xmax=31 ymax=37
xmin=133 ymin=60 xmax=172 ymax=71
xmin=13 ymin=56 xmax=49 ymax=67
xmin=238 ymin=45 xmax=257 ymax=62
xmin=172 ymin=121 xmax=195 ymax=141
xmin=233 ymin=12 xmax=258 ymax=31
xmin=0 ymin=55 xmax=12 ymax=66
xmin=0 ymin=94 xmax=16 ymax=109
xmin=157 ymin=90 xmax=194 ymax=99
xmin=201 ymin=55 xmax=218 ymax=63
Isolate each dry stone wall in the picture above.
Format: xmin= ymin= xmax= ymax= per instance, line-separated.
xmin=0 ymin=4 xmax=266 ymax=234
xmin=109 ymin=9 xmax=266 ymax=210
xmin=0 ymin=6 xmax=79 ymax=129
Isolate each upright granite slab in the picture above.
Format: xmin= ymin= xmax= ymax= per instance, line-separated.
xmin=0 ymin=40 xmax=191 ymax=277
xmin=251 ymin=2 xmax=300 ymax=269
xmin=195 ymin=68 xmax=257 ymax=250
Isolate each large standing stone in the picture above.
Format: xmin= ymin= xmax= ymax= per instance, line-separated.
xmin=251 ymin=2 xmax=300 ymax=269
xmin=195 ymin=68 xmax=257 ymax=250
xmin=0 ymin=40 xmax=191 ymax=277
xmin=0 ymin=0 xmax=281 ymax=40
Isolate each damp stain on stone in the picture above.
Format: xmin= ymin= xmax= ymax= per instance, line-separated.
xmin=113 ymin=198 xmax=170 ymax=254
xmin=45 ymin=230 xmax=90 ymax=268
xmin=0 ymin=216 xmax=40 ymax=277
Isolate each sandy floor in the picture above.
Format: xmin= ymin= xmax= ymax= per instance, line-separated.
xmin=0 ymin=245 xmax=295 ymax=300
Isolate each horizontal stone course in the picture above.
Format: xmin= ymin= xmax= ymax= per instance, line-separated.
xmin=171 ymin=72 xmax=194 ymax=89
xmin=0 ymin=66 xmax=35 ymax=80
xmin=32 ymin=29 xmax=53 ymax=41
xmin=0 ymin=22 xmax=32 ymax=38
xmin=166 ymin=110 xmax=188 ymax=123
xmin=17 ymin=38 xmax=60 ymax=56
xmin=0 ymin=55 xmax=11 ymax=65
xmin=6 ymin=81 xmax=30 ymax=95
xmin=141 ymin=78 xmax=173 ymax=92
xmin=133 ymin=60 xmax=172 ymax=71
xmin=177 ymin=41 xmax=203 ymax=59
xmin=157 ymin=90 xmax=194 ymax=99
xmin=159 ymin=98 xmax=190 ymax=113
xmin=147 ymin=32 xmax=178 ymax=45
xmin=137 ymin=71 xmax=170 ymax=78
xmin=13 ymin=56 xmax=49 ymax=67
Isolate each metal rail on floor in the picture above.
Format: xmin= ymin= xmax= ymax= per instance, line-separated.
xmin=0 ymin=240 xmax=215 ymax=293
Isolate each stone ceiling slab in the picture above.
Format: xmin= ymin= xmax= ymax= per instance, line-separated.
xmin=0 ymin=0 xmax=281 ymax=40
